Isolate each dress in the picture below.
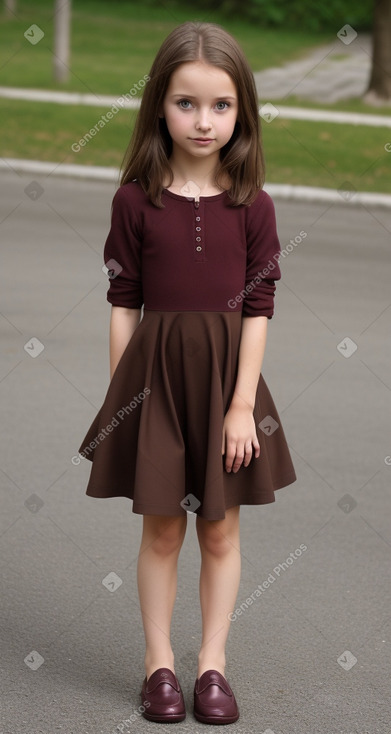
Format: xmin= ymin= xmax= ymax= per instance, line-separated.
xmin=78 ymin=181 xmax=296 ymax=520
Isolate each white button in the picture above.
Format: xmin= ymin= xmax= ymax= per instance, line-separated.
xmin=196 ymin=236 xmax=201 ymax=242
xmin=196 ymin=227 xmax=201 ymax=231
xmin=196 ymin=246 xmax=202 ymax=251
xmin=196 ymin=216 xmax=201 ymax=221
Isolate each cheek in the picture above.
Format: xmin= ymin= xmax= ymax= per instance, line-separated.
xmin=219 ymin=112 xmax=237 ymax=137
xmin=165 ymin=109 xmax=190 ymax=135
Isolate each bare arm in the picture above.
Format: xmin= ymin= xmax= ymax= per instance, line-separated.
xmin=109 ymin=306 xmax=141 ymax=379
xmin=230 ymin=316 xmax=268 ymax=410
xmin=222 ymin=316 xmax=268 ymax=472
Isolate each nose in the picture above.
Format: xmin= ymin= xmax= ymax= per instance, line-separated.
xmin=195 ymin=107 xmax=212 ymax=132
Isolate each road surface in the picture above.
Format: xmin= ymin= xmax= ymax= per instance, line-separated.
xmin=1 ymin=170 xmax=390 ymax=734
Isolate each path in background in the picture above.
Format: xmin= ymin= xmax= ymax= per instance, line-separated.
xmin=254 ymin=32 xmax=373 ymax=103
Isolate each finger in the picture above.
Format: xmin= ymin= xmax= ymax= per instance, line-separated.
xmin=252 ymin=433 xmax=261 ymax=459
xmin=231 ymin=444 xmax=245 ymax=473
xmin=225 ymin=439 xmax=237 ymax=472
xmin=243 ymin=441 xmax=253 ymax=467
xmin=221 ymin=429 xmax=225 ymax=455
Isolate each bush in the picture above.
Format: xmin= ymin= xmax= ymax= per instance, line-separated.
xmin=242 ymin=0 xmax=373 ymax=31
xmin=128 ymin=0 xmax=373 ymax=32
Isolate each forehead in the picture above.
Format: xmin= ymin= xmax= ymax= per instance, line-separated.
xmin=167 ymin=61 xmax=237 ymax=96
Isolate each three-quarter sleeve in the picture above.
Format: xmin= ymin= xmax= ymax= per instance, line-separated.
xmin=103 ymin=186 xmax=143 ymax=308
xmin=242 ymin=191 xmax=281 ymax=318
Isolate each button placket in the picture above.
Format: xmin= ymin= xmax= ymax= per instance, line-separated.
xmin=193 ymin=201 xmax=205 ymax=261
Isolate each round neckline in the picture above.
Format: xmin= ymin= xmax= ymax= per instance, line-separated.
xmin=162 ymin=187 xmax=228 ymax=202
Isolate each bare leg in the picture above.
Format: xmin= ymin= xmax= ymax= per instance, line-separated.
xmin=137 ymin=514 xmax=187 ymax=680
xmin=195 ymin=506 xmax=241 ymax=678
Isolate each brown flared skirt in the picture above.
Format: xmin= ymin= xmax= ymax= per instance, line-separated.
xmin=78 ymin=310 xmax=296 ymax=520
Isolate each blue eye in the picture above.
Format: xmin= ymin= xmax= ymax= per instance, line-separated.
xmin=178 ymin=100 xmax=192 ymax=109
xmin=216 ymin=101 xmax=230 ymax=111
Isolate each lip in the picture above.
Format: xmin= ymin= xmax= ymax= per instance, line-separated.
xmin=191 ymin=138 xmax=215 ymax=145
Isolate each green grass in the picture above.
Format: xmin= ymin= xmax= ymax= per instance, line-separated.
xmin=1 ymin=0 xmax=390 ymax=192
xmin=1 ymin=0 xmax=332 ymax=94
xmin=2 ymin=99 xmax=390 ymax=193
xmin=262 ymin=118 xmax=391 ymax=192
xmin=0 ymin=99 xmax=133 ymax=167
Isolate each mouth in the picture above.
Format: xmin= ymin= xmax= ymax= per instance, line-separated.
xmin=190 ymin=138 xmax=215 ymax=145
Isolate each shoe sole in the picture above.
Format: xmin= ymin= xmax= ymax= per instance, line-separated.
xmin=142 ymin=711 xmax=186 ymax=723
xmin=194 ymin=710 xmax=239 ymax=724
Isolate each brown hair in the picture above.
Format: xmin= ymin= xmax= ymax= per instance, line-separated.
xmin=120 ymin=21 xmax=265 ymax=208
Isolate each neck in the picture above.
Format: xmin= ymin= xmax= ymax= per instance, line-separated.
xmin=168 ymin=147 xmax=220 ymax=191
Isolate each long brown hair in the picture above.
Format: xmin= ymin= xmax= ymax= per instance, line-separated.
xmin=120 ymin=21 xmax=265 ymax=208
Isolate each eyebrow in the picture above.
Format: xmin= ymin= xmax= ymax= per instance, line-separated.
xmin=171 ymin=94 xmax=237 ymax=100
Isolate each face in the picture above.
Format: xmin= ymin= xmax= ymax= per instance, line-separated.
xmin=161 ymin=61 xmax=238 ymax=159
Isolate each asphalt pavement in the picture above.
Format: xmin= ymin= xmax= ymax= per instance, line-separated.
xmin=1 ymin=170 xmax=390 ymax=734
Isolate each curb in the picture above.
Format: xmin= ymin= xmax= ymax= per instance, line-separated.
xmin=265 ymin=183 xmax=391 ymax=209
xmin=2 ymin=86 xmax=391 ymax=128
xmin=274 ymin=105 xmax=391 ymax=129
xmin=2 ymin=158 xmax=391 ymax=209
xmin=0 ymin=158 xmax=120 ymax=182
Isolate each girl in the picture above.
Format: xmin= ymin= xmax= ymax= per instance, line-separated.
xmin=78 ymin=21 xmax=296 ymax=725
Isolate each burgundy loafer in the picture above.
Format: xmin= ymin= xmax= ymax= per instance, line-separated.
xmin=141 ymin=667 xmax=186 ymax=722
xmin=194 ymin=669 xmax=239 ymax=724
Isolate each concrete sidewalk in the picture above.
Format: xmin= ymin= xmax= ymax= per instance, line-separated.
xmin=0 ymin=169 xmax=390 ymax=734
xmin=254 ymin=32 xmax=373 ymax=103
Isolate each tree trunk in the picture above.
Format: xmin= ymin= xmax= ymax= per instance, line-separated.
xmin=4 ymin=0 xmax=16 ymax=16
xmin=53 ymin=0 xmax=71 ymax=83
xmin=365 ymin=0 xmax=391 ymax=100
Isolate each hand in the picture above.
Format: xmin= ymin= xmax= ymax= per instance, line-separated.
xmin=221 ymin=402 xmax=261 ymax=473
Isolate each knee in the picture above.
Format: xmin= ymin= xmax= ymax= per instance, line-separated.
xmin=197 ymin=508 xmax=240 ymax=558
xmin=197 ymin=523 xmax=235 ymax=558
xmin=146 ymin=516 xmax=186 ymax=557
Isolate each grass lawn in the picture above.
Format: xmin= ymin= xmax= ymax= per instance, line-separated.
xmin=263 ymin=118 xmax=390 ymax=192
xmin=1 ymin=0 xmax=390 ymax=192
xmin=1 ymin=0 xmax=332 ymax=94
xmin=2 ymin=99 xmax=390 ymax=193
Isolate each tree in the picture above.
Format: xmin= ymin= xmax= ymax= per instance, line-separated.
xmin=53 ymin=0 xmax=71 ymax=83
xmin=4 ymin=0 xmax=16 ymax=16
xmin=365 ymin=0 xmax=391 ymax=102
